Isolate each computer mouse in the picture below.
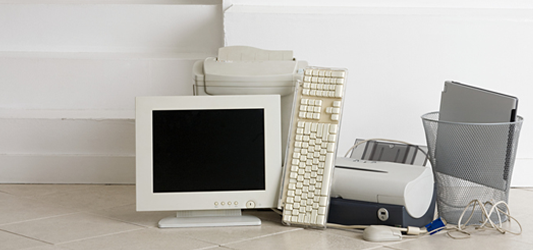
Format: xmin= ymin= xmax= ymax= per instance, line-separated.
xmin=362 ymin=225 xmax=402 ymax=242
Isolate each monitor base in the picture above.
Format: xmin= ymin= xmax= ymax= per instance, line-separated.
xmin=158 ymin=209 xmax=261 ymax=228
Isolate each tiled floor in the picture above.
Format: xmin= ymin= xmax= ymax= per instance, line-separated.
xmin=0 ymin=185 xmax=532 ymax=250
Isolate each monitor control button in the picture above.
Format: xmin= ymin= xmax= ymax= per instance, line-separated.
xmin=246 ymin=201 xmax=255 ymax=208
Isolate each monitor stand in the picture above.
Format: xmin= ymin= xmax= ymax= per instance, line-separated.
xmin=158 ymin=209 xmax=261 ymax=228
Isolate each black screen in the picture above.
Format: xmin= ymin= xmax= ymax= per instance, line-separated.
xmin=152 ymin=109 xmax=266 ymax=193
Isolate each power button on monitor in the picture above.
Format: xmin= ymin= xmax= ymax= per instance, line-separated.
xmin=246 ymin=201 xmax=256 ymax=208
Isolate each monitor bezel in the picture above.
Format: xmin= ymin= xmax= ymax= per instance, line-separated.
xmin=136 ymin=95 xmax=282 ymax=212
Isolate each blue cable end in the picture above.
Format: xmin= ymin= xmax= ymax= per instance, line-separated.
xmin=425 ymin=217 xmax=446 ymax=235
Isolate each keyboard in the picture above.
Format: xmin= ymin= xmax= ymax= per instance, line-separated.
xmin=279 ymin=67 xmax=347 ymax=228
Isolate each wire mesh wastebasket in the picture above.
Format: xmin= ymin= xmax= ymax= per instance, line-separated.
xmin=421 ymin=112 xmax=523 ymax=225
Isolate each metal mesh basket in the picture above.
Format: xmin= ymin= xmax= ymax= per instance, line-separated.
xmin=421 ymin=112 xmax=523 ymax=225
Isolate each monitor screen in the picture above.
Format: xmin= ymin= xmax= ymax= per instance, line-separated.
xmin=152 ymin=109 xmax=266 ymax=193
xmin=136 ymin=95 xmax=282 ymax=212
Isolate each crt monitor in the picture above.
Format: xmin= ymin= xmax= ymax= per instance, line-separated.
xmin=136 ymin=95 xmax=282 ymax=228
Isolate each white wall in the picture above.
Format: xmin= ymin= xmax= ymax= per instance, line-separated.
xmin=2 ymin=1 xmax=531 ymax=186
xmin=224 ymin=3 xmax=533 ymax=186
xmin=0 ymin=2 xmax=223 ymax=183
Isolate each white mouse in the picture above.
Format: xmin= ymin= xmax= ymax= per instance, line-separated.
xmin=362 ymin=225 xmax=402 ymax=242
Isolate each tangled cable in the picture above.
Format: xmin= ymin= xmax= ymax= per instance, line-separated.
xmin=447 ymin=199 xmax=522 ymax=239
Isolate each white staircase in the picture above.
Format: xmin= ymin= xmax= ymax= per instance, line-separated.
xmin=0 ymin=2 xmax=223 ymax=183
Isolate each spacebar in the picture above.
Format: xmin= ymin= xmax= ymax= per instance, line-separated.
xmin=320 ymin=153 xmax=334 ymax=196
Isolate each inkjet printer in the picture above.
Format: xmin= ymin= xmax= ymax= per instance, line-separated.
xmin=329 ymin=157 xmax=436 ymax=227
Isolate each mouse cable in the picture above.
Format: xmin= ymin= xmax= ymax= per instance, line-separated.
xmin=343 ymin=138 xmax=430 ymax=166
xmin=326 ymin=223 xmax=427 ymax=236
xmin=271 ymin=208 xmax=283 ymax=215
xmin=446 ymin=199 xmax=522 ymax=239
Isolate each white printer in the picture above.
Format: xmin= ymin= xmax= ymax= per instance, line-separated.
xmin=331 ymin=157 xmax=434 ymax=219
xmin=193 ymin=46 xmax=307 ymax=96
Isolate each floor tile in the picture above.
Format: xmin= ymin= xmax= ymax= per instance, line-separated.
xmin=222 ymin=228 xmax=381 ymax=250
xmin=0 ymin=184 xmax=89 ymax=197
xmin=1 ymin=184 xmax=532 ymax=249
xmin=0 ymin=229 xmax=50 ymax=250
xmin=0 ymin=212 xmax=142 ymax=244
xmin=370 ymin=248 xmax=403 ymax=250
xmin=0 ymin=192 xmax=76 ymax=225
xmin=324 ymin=226 xmax=422 ymax=248
xmin=24 ymin=246 xmax=71 ymax=250
xmin=506 ymin=213 xmax=533 ymax=245
xmin=387 ymin=228 xmax=532 ymax=250
xmin=0 ymin=184 xmax=135 ymax=211
xmin=243 ymin=209 xmax=283 ymax=223
xmin=159 ymin=219 xmax=302 ymax=245
xmin=59 ymin=228 xmax=218 ymax=250
xmin=323 ymin=226 xmax=364 ymax=238
xmin=509 ymin=188 xmax=533 ymax=217
xmin=92 ymin=205 xmax=285 ymax=228
xmin=90 ymin=204 xmax=176 ymax=228
xmin=92 ymin=206 xmax=301 ymax=245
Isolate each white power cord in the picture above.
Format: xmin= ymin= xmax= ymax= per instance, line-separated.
xmin=446 ymin=199 xmax=522 ymax=239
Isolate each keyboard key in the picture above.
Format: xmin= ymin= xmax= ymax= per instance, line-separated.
xmin=331 ymin=70 xmax=346 ymax=78
xmin=334 ymin=85 xmax=344 ymax=98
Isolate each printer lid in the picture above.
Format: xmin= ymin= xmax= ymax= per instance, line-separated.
xmin=217 ymin=46 xmax=294 ymax=61
xmin=201 ymin=46 xmax=301 ymax=81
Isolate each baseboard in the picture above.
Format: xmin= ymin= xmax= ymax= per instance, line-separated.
xmin=510 ymin=158 xmax=533 ymax=187
xmin=0 ymin=154 xmax=135 ymax=184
